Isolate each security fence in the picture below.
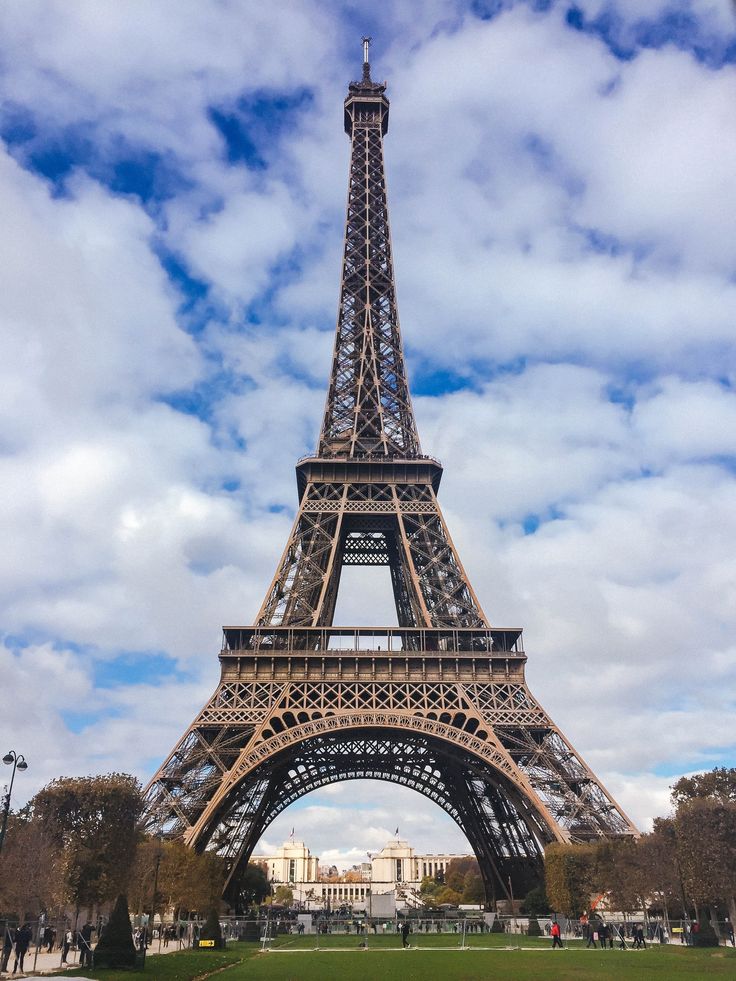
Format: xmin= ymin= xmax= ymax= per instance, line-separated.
xmin=2 ymin=910 xmax=733 ymax=971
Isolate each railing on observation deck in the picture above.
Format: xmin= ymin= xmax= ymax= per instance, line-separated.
xmin=221 ymin=626 xmax=523 ymax=656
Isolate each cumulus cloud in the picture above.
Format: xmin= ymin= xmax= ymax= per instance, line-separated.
xmin=1 ymin=1 xmax=735 ymax=870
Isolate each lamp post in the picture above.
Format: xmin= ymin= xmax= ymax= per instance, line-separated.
xmin=508 ymin=875 xmax=517 ymax=934
xmin=0 ymin=750 xmax=29 ymax=855
xmin=150 ymin=837 xmax=163 ymax=950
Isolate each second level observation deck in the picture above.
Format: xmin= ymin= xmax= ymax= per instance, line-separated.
xmin=222 ymin=625 xmax=523 ymax=657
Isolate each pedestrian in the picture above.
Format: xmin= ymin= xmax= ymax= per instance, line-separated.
xmin=13 ymin=922 xmax=32 ymax=974
xmin=1 ymin=926 xmax=14 ymax=973
xmin=585 ymin=922 xmax=597 ymax=948
xmin=551 ymin=920 xmax=563 ymax=949
xmin=79 ymin=921 xmax=95 ymax=966
xmin=401 ymin=921 xmax=411 ymax=948
xmin=726 ymin=920 xmax=735 ymax=947
xmin=62 ymin=927 xmax=73 ymax=964
xmin=599 ymin=923 xmax=609 ymax=948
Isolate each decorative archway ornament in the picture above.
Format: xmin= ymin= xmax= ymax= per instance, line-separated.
xmin=142 ymin=44 xmax=638 ymax=908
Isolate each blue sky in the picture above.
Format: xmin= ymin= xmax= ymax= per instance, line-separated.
xmin=2 ymin=0 xmax=736 ymax=868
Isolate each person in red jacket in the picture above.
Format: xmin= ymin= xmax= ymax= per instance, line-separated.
xmin=551 ymin=920 xmax=563 ymax=949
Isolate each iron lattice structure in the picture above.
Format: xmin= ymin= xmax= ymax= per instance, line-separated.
xmin=143 ymin=48 xmax=638 ymax=907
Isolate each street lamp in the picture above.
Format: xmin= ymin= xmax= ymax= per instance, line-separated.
xmin=150 ymin=836 xmax=163 ymax=948
xmin=0 ymin=750 xmax=29 ymax=854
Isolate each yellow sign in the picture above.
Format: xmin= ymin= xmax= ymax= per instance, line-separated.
xmin=199 ymin=940 xmax=215 ymax=947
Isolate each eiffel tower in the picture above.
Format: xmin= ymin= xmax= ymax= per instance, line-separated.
xmin=143 ymin=40 xmax=637 ymax=906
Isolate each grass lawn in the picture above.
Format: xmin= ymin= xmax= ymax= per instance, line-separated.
xmin=59 ymin=946 xmax=245 ymax=980
xmin=255 ymin=939 xmax=736 ymax=980
xmin=50 ymin=938 xmax=736 ymax=981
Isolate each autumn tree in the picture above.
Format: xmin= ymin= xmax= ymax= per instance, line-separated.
xmin=596 ymin=838 xmax=645 ymax=915
xmin=31 ymin=773 xmax=142 ymax=913
xmin=272 ymin=885 xmax=293 ymax=907
xmin=462 ymin=869 xmax=485 ymax=904
xmin=0 ymin=807 xmax=62 ymax=918
xmin=636 ymin=818 xmax=685 ymax=918
xmin=421 ymin=858 xmax=483 ymax=907
xmin=671 ymin=768 xmax=736 ymax=807
xmin=675 ymin=798 xmax=736 ymax=922
xmin=419 ymin=875 xmax=440 ymax=906
xmin=129 ymin=837 xmax=225 ymax=918
xmin=672 ymin=767 xmax=736 ymax=925
xmin=544 ymin=843 xmax=596 ymax=917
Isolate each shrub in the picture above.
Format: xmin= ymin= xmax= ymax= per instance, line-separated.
xmin=94 ymin=894 xmax=137 ymax=969
xmin=692 ymin=912 xmax=719 ymax=948
xmin=199 ymin=907 xmax=224 ymax=948
xmin=527 ymin=916 xmax=542 ymax=936
xmin=491 ymin=916 xmax=505 ymax=933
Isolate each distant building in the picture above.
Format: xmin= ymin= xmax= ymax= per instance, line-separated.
xmin=253 ymin=837 xmax=471 ymax=909
xmin=370 ymin=839 xmax=461 ymax=889
xmin=261 ymin=840 xmax=320 ymax=886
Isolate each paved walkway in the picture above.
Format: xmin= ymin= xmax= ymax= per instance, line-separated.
xmin=1 ymin=940 xmax=185 ymax=977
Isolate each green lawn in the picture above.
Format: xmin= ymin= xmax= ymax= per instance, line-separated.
xmin=59 ymin=947 xmax=244 ymax=980
xmin=51 ymin=938 xmax=736 ymax=981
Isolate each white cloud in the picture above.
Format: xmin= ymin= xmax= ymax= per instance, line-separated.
xmin=0 ymin=1 xmax=734 ymax=869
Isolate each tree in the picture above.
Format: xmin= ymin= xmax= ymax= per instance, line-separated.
xmin=442 ymin=857 xmax=485 ymax=905
xmin=462 ymin=870 xmax=485 ymax=904
xmin=446 ymin=868 xmax=465 ymax=893
xmin=0 ymin=808 xmax=62 ymax=918
xmin=420 ymin=875 xmax=441 ymax=906
xmin=93 ymin=894 xmax=137 ymax=969
xmin=675 ymin=798 xmax=736 ymax=921
xmin=596 ymin=838 xmax=645 ymax=914
xmin=520 ymin=884 xmax=550 ymax=917
xmin=635 ymin=819 xmax=685 ymax=918
xmin=131 ymin=838 xmax=225 ymax=918
xmin=544 ymin=843 xmax=596 ymax=918
xmin=31 ymin=774 xmax=142 ymax=912
xmin=434 ymin=885 xmax=462 ymax=906
xmin=672 ymin=767 xmax=736 ymax=924
xmin=237 ymin=862 xmax=271 ymax=909
xmin=272 ymin=885 xmax=293 ymax=907
xmin=671 ymin=768 xmax=736 ymax=807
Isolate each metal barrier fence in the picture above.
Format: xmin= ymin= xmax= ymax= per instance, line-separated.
xmin=2 ymin=912 xmax=733 ymax=970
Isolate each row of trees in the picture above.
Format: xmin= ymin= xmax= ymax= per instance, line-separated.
xmin=420 ymin=856 xmax=485 ymax=906
xmin=543 ymin=767 xmax=736 ymax=934
xmin=0 ymin=773 xmax=227 ymax=921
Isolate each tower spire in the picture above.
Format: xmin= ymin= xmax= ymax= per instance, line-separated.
xmin=362 ymin=35 xmax=371 ymax=81
xmin=319 ymin=45 xmax=419 ymax=458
